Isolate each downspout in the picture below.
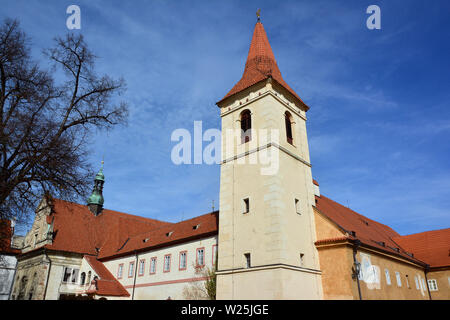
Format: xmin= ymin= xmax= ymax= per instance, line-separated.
xmin=352 ymin=240 xmax=362 ymax=300
xmin=7 ymin=255 xmax=18 ymax=300
xmin=131 ymin=250 xmax=138 ymax=300
xmin=424 ymin=265 xmax=432 ymax=300
xmin=43 ymin=248 xmax=52 ymax=300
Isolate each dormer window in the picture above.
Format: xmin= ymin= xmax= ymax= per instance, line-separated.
xmin=193 ymin=224 xmax=200 ymax=230
xmin=166 ymin=231 xmax=173 ymax=237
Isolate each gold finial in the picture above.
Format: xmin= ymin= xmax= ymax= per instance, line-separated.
xmin=256 ymin=9 xmax=261 ymax=22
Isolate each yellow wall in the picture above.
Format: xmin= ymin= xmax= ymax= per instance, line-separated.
xmin=427 ymin=269 xmax=450 ymax=300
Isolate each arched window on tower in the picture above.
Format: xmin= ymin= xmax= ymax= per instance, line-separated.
xmin=240 ymin=109 xmax=252 ymax=144
xmin=285 ymin=111 xmax=293 ymax=145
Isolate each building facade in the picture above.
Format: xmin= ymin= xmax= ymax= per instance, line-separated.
xmin=6 ymin=19 xmax=450 ymax=300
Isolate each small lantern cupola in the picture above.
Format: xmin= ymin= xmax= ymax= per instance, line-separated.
xmin=87 ymin=161 xmax=105 ymax=216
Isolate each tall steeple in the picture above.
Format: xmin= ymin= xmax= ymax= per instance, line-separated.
xmin=87 ymin=161 xmax=105 ymax=216
xmin=215 ymin=15 xmax=323 ymax=299
xmin=217 ymin=16 xmax=309 ymax=110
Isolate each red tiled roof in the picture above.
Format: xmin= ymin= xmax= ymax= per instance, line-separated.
xmin=313 ymin=179 xmax=319 ymax=186
xmin=0 ymin=219 xmax=20 ymax=255
xmin=217 ymin=22 xmax=309 ymax=110
xmin=98 ymin=211 xmax=218 ymax=260
xmin=314 ymin=195 xmax=426 ymax=266
xmin=392 ymin=229 xmax=450 ymax=268
xmin=40 ymin=198 xmax=173 ymax=256
xmin=84 ymin=255 xmax=129 ymax=297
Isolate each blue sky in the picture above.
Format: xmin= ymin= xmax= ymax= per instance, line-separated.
xmin=2 ymin=0 xmax=449 ymax=236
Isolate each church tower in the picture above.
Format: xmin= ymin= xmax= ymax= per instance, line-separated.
xmin=87 ymin=162 xmax=105 ymax=216
xmin=215 ymin=17 xmax=323 ymax=299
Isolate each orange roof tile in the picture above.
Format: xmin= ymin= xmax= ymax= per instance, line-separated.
xmin=0 ymin=219 xmax=20 ymax=255
xmin=98 ymin=211 xmax=218 ymax=260
xmin=84 ymin=255 xmax=129 ymax=297
xmin=41 ymin=198 xmax=172 ymax=256
xmin=217 ymin=22 xmax=309 ymax=110
xmin=314 ymin=195 xmax=426 ymax=266
xmin=392 ymin=229 xmax=450 ymax=268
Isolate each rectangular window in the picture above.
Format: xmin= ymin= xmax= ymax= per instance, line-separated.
xmin=197 ymin=248 xmax=205 ymax=266
xmin=244 ymin=253 xmax=251 ymax=268
xmin=395 ymin=271 xmax=402 ymax=287
xmin=63 ymin=267 xmax=72 ymax=283
xmin=406 ymin=275 xmax=410 ymax=289
xmin=243 ymin=198 xmax=250 ymax=214
xmin=128 ymin=261 xmax=135 ymax=278
xmin=415 ymin=276 xmax=420 ymax=290
xmin=428 ymin=279 xmax=438 ymax=291
xmin=385 ymin=269 xmax=391 ymax=285
xmin=299 ymin=253 xmax=304 ymax=266
xmin=150 ymin=257 xmax=157 ymax=274
xmin=117 ymin=264 xmax=123 ymax=279
xmin=295 ymin=199 xmax=301 ymax=214
xmin=62 ymin=267 xmax=79 ymax=284
xmin=164 ymin=254 xmax=171 ymax=272
xmin=179 ymin=251 xmax=187 ymax=270
xmin=138 ymin=259 xmax=145 ymax=276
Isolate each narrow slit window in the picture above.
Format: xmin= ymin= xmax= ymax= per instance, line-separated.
xmin=300 ymin=253 xmax=304 ymax=266
xmin=243 ymin=198 xmax=250 ymax=214
xmin=295 ymin=199 xmax=301 ymax=214
xmin=244 ymin=253 xmax=251 ymax=268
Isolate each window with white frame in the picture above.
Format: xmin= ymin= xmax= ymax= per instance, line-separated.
xmin=414 ymin=276 xmax=420 ymax=290
xmin=385 ymin=269 xmax=391 ymax=285
xmin=150 ymin=257 xmax=157 ymax=274
xmin=197 ymin=248 xmax=205 ymax=266
xmin=117 ymin=264 xmax=123 ymax=279
xmin=62 ymin=267 xmax=79 ymax=284
xmin=138 ymin=259 xmax=145 ymax=276
xmin=128 ymin=261 xmax=135 ymax=278
xmin=428 ymin=279 xmax=438 ymax=291
xmin=164 ymin=255 xmax=171 ymax=272
xmin=395 ymin=271 xmax=402 ymax=287
xmin=179 ymin=252 xmax=187 ymax=270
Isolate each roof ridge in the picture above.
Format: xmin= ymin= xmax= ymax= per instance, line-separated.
xmin=126 ymin=210 xmax=219 ymax=240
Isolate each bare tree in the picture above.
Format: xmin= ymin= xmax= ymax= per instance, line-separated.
xmin=0 ymin=18 xmax=128 ymax=231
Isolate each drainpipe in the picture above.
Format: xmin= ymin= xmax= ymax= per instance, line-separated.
xmin=352 ymin=240 xmax=362 ymax=300
xmin=424 ymin=265 xmax=432 ymax=300
xmin=131 ymin=251 xmax=138 ymax=300
xmin=7 ymin=256 xmax=18 ymax=300
xmin=43 ymin=248 xmax=52 ymax=300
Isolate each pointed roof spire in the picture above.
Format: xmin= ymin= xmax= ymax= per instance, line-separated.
xmin=217 ymin=19 xmax=309 ymax=110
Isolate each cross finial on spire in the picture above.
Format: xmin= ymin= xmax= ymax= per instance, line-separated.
xmin=256 ymin=9 xmax=261 ymax=22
